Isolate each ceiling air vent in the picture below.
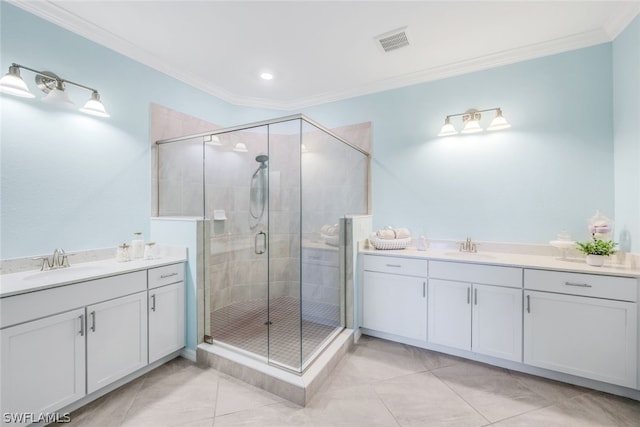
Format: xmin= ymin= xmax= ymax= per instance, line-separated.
xmin=375 ymin=26 xmax=410 ymax=52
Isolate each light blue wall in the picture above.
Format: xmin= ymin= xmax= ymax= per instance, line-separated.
xmin=301 ymin=45 xmax=616 ymax=245
xmin=2 ymin=3 xmax=634 ymax=255
xmin=0 ymin=3 xmax=274 ymax=259
xmin=613 ymin=15 xmax=640 ymax=252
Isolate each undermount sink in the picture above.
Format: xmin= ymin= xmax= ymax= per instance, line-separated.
xmin=22 ymin=265 xmax=107 ymax=281
xmin=443 ymin=251 xmax=496 ymax=260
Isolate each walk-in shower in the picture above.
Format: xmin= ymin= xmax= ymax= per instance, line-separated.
xmin=156 ymin=115 xmax=369 ymax=374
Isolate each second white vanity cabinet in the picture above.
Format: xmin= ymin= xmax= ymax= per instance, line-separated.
xmin=361 ymin=255 xmax=428 ymax=341
xmin=148 ymin=263 xmax=185 ymax=364
xmin=523 ymin=269 xmax=638 ymax=388
xmin=428 ymin=261 xmax=523 ymax=362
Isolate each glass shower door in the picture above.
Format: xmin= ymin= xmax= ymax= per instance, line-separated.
xmin=207 ymin=126 xmax=271 ymax=361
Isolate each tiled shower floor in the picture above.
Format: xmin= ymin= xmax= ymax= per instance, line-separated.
xmin=211 ymin=296 xmax=338 ymax=369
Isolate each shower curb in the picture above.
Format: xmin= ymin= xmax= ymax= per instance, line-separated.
xmin=197 ymin=328 xmax=354 ymax=406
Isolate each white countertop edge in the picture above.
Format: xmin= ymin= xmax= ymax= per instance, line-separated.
xmin=360 ymin=247 xmax=640 ymax=278
xmin=0 ymin=255 xmax=187 ymax=298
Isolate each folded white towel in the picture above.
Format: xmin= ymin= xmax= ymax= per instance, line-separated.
xmin=394 ymin=228 xmax=411 ymax=239
xmin=376 ymin=229 xmax=396 ymax=240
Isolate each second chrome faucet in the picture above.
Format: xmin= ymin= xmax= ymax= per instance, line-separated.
xmin=459 ymin=237 xmax=477 ymax=253
xmin=33 ymin=248 xmax=73 ymax=271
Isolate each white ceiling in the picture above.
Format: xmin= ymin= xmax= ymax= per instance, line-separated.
xmin=10 ymin=1 xmax=640 ymax=110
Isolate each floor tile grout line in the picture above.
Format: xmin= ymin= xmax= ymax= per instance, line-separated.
xmin=211 ymin=370 xmax=222 ymax=425
xmin=118 ymin=375 xmax=150 ymax=426
xmin=371 ymin=387 xmax=405 ymax=427
xmin=429 ymin=368 xmax=493 ymax=426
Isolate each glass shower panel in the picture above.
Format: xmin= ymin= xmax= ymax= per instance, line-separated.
xmin=266 ymin=119 xmax=303 ymax=370
xmin=207 ymin=126 xmax=270 ymax=360
xmin=300 ymin=120 xmax=368 ymax=367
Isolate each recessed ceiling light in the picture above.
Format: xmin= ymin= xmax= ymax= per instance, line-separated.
xmin=260 ymin=72 xmax=274 ymax=81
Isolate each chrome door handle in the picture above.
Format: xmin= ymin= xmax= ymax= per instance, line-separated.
xmin=422 ymin=282 xmax=426 ymax=298
xmin=151 ymin=294 xmax=156 ymax=312
xmin=474 ymin=288 xmax=478 ymax=305
xmin=255 ymin=231 xmax=266 ymax=255
xmin=467 ymin=287 xmax=471 ymax=304
xmin=526 ymin=295 xmax=531 ymax=313
xmin=90 ymin=311 xmax=96 ymax=332
xmin=79 ymin=314 xmax=85 ymax=336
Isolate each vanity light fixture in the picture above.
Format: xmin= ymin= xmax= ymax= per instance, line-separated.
xmin=0 ymin=62 xmax=110 ymax=117
xmin=438 ymin=108 xmax=510 ymax=137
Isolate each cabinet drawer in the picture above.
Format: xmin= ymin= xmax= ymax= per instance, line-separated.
xmin=524 ymin=269 xmax=637 ymax=302
xmin=429 ymin=261 xmax=522 ymax=288
xmin=363 ymin=255 xmax=427 ymax=277
xmin=1 ymin=271 xmax=146 ymax=329
xmin=148 ymin=263 xmax=185 ymax=289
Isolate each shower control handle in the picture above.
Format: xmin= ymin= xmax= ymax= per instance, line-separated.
xmin=255 ymin=231 xmax=267 ymax=255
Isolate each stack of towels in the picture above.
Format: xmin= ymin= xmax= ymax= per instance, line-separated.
xmin=375 ymin=227 xmax=410 ymax=240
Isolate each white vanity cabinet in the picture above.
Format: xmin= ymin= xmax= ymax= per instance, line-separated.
xmin=428 ymin=261 xmax=523 ymax=362
xmin=0 ymin=270 xmax=147 ymax=424
xmin=361 ymin=255 xmax=427 ymax=341
xmin=523 ymin=269 xmax=638 ymax=388
xmin=148 ymin=263 xmax=185 ymax=364
xmin=1 ymin=308 xmax=86 ymax=422
xmin=86 ymin=291 xmax=148 ymax=394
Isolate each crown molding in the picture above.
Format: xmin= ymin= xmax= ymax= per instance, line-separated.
xmin=8 ymin=0 xmax=636 ymax=112
xmin=602 ymin=2 xmax=640 ymax=39
xmin=251 ymin=28 xmax=613 ymax=111
xmin=6 ymin=0 xmax=240 ymax=106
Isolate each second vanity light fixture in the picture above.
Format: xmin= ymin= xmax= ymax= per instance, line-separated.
xmin=438 ymin=107 xmax=510 ymax=137
xmin=0 ymin=63 xmax=110 ymax=117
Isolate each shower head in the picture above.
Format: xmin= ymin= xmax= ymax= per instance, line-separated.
xmin=255 ymin=154 xmax=268 ymax=163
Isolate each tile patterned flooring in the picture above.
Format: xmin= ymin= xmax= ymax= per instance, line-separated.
xmin=211 ymin=297 xmax=338 ymax=369
xmin=56 ymin=336 xmax=640 ymax=426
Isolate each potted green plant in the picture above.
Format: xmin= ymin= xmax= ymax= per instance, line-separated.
xmin=576 ymin=233 xmax=617 ymax=267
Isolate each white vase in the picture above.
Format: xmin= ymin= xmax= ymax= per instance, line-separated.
xmin=586 ymin=254 xmax=605 ymax=267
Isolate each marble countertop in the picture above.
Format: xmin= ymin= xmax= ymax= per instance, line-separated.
xmin=361 ymin=246 xmax=640 ymax=278
xmin=0 ymin=254 xmax=187 ymax=298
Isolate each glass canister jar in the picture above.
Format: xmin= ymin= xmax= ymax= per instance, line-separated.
xmin=131 ymin=232 xmax=144 ymax=259
xmin=143 ymin=242 xmax=156 ymax=260
xmin=116 ymin=243 xmax=130 ymax=262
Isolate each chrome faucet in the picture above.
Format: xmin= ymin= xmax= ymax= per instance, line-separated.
xmin=459 ymin=237 xmax=478 ymax=253
xmin=33 ymin=248 xmax=72 ymax=271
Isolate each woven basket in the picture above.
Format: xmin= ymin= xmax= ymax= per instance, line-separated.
xmin=369 ymin=235 xmax=411 ymax=250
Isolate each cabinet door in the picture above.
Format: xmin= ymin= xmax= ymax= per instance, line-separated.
xmin=428 ymin=279 xmax=471 ymax=351
xmin=472 ymin=284 xmax=522 ymax=362
xmin=87 ymin=292 xmax=148 ymax=394
xmin=362 ymin=271 xmax=427 ymax=341
xmin=524 ymin=290 xmax=637 ymax=388
xmin=149 ymin=282 xmax=185 ymax=364
xmin=1 ymin=308 xmax=85 ymax=422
